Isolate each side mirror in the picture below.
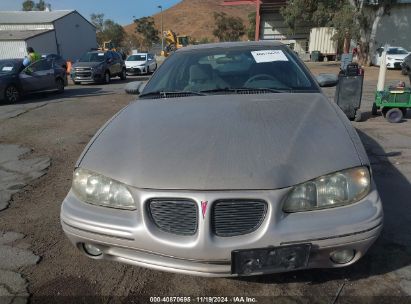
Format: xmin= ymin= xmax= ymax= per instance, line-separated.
xmin=125 ymin=81 xmax=146 ymax=95
xmin=316 ymin=73 xmax=338 ymax=87
xmin=107 ymin=58 xmax=113 ymax=64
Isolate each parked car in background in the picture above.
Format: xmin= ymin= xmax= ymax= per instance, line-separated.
xmin=401 ymin=53 xmax=411 ymax=75
xmin=42 ymin=54 xmax=67 ymax=71
xmin=0 ymin=58 xmax=67 ymax=104
xmin=61 ymin=41 xmax=383 ymax=277
xmin=71 ymin=50 xmax=126 ymax=84
xmin=372 ymin=46 xmax=410 ymax=69
xmin=125 ymin=53 xmax=157 ymax=75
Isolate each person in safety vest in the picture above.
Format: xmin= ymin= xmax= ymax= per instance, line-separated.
xmin=23 ymin=47 xmax=41 ymax=67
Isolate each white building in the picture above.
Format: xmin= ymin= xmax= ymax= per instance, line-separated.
xmin=0 ymin=10 xmax=97 ymax=60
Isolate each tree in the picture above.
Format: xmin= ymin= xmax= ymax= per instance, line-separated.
xmin=102 ymin=19 xmax=126 ymax=49
xmin=247 ymin=12 xmax=256 ymax=41
xmin=280 ymin=0 xmax=398 ymax=65
xmin=22 ymin=0 xmax=49 ymax=11
xmin=134 ymin=17 xmax=160 ymax=50
xmin=213 ymin=12 xmax=245 ymax=42
xmin=35 ymin=0 xmax=46 ymax=11
xmin=90 ymin=13 xmax=104 ymax=33
xmin=90 ymin=13 xmax=126 ymax=49
xmin=22 ymin=0 xmax=35 ymax=11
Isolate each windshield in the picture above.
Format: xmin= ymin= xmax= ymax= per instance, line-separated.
xmin=142 ymin=46 xmax=318 ymax=97
xmin=79 ymin=52 xmax=106 ymax=62
xmin=127 ymin=55 xmax=147 ymax=61
xmin=0 ymin=61 xmax=21 ymax=75
xmin=387 ymin=48 xmax=408 ymax=55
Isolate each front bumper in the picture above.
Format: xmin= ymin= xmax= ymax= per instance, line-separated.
xmin=71 ymin=72 xmax=104 ymax=83
xmin=387 ymin=60 xmax=403 ymax=69
xmin=126 ymin=67 xmax=146 ymax=75
xmin=61 ymin=185 xmax=383 ymax=277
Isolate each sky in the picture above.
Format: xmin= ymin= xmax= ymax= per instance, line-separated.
xmin=0 ymin=0 xmax=182 ymax=25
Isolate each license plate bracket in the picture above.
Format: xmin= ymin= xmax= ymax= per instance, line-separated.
xmin=231 ymin=244 xmax=311 ymax=276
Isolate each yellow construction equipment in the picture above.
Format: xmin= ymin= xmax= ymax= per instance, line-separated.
xmin=99 ymin=41 xmax=116 ymax=51
xmin=161 ymin=30 xmax=189 ymax=57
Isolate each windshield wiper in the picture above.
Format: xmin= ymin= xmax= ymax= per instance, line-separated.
xmin=200 ymin=87 xmax=292 ymax=94
xmin=139 ymin=91 xmax=207 ymax=99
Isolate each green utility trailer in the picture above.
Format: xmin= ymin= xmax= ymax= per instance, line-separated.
xmin=373 ymin=89 xmax=411 ymax=123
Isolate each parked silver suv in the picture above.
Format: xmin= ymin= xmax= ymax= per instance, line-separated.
xmin=71 ymin=50 xmax=126 ymax=84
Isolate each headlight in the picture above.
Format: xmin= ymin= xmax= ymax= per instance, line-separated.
xmin=72 ymin=168 xmax=135 ymax=210
xmin=283 ymin=167 xmax=370 ymax=213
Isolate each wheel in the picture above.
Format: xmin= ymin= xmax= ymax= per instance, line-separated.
xmin=372 ymin=103 xmax=378 ymax=116
xmin=56 ymin=78 xmax=64 ymax=93
xmin=401 ymin=67 xmax=408 ymax=75
xmin=104 ymin=71 xmax=110 ymax=84
xmin=169 ymin=44 xmax=177 ymax=52
xmin=386 ymin=108 xmax=403 ymax=123
xmin=4 ymin=85 xmax=20 ymax=103
xmin=354 ymin=110 xmax=362 ymax=122
xmin=120 ymin=68 xmax=127 ymax=80
xmin=153 ymin=64 xmax=157 ymax=72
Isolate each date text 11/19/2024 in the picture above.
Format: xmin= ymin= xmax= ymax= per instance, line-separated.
xmin=150 ymin=296 xmax=257 ymax=303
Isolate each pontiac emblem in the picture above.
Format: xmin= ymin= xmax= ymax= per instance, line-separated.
xmin=201 ymin=201 xmax=208 ymax=219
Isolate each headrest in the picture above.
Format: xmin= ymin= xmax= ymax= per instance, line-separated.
xmin=190 ymin=64 xmax=212 ymax=81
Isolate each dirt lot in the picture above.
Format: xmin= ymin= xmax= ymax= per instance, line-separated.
xmin=0 ymin=66 xmax=410 ymax=303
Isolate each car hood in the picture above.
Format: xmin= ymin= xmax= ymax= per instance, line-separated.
xmin=386 ymin=54 xmax=409 ymax=60
xmin=79 ymin=93 xmax=365 ymax=190
xmin=126 ymin=61 xmax=146 ymax=66
xmin=72 ymin=62 xmax=103 ymax=68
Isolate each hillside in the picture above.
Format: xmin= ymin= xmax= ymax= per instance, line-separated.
xmin=124 ymin=0 xmax=255 ymax=42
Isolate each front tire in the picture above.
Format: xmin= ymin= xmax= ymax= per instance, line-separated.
xmin=104 ymin=71 xmax=110 ymax=84
xmin=386 ymin=108 xmax=403 ymax=123
xmin=372 ymin=103 xmax=378 ymax=116
xmin=56 ymin=78 xmax=64 ymax=93
xmin=4 ymin=85 xmax=20 ymax=103
xmin=120 ymin=68 xmax=127 ymax=80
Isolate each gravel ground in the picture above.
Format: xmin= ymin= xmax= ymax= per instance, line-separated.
xmin=0 ymin=67 xmax=410 ymax=303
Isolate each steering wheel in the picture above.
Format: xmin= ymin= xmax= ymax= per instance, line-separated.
xmin=244 ymin=73 xmax=283 ymax=88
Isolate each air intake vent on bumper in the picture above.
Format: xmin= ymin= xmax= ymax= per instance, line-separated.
xmin=212 ymin=200 xmax=267 ymax=237
xmin=148 ymin=199 xmax=198 ymax=235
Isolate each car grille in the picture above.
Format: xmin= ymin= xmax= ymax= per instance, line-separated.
xmin=74 ymin=67 xmax=92 ymax=77
xmin=212 ymin=200 xmax=267 ymax=237
xmin=148 ymin=199 xmax=198 ymax=235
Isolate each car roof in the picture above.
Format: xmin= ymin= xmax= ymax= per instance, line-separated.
xmin=177 ymin=41 xmax=285 ymax=53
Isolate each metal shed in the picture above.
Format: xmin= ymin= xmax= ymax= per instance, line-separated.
xmin=223 ymin=0 xmax=310 ymax=55
xmin=0 ymin=10 xmax=97 ymax=60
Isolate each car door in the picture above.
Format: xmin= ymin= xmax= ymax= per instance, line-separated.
xmin=113 ymin=52 xmax=122 ymax=74
xmin=19 ymin=59 xmax=54 ymax=92
xmin=106 ymin=52 xmax=116 ymax=75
